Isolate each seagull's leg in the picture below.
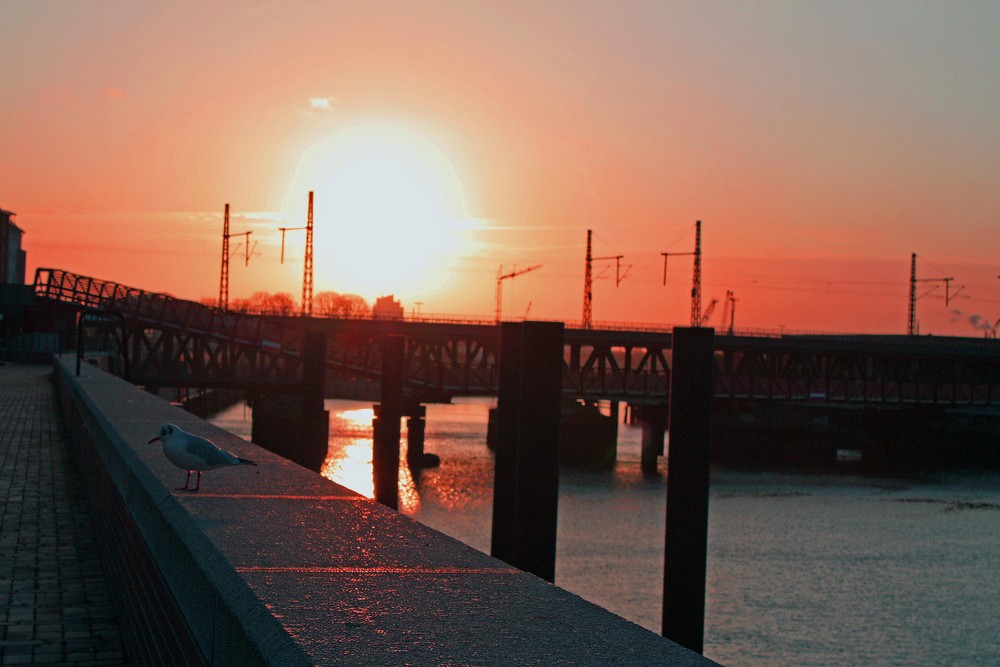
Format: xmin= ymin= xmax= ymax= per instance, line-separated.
xmin=191 ymin=471 xmax=202 ymax=492
xmin=177 ymin=470 xmax=192 ymax=492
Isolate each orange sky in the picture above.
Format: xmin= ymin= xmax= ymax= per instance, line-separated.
xmin=3 ymin=2 xmax=999 ymax=336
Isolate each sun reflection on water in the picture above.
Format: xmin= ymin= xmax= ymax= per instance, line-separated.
xmin=321 ymin=439 xmax=375 ymax=498
xmin=319 ymin=405 xmax=420 ymax=512
xmin=340 ymin=407 xmax=375 ymax=428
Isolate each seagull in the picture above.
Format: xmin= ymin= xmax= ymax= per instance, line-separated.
xmin=149 ymin=423 xmax=257 ymax=492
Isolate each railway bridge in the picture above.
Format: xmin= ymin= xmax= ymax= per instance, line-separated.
xmin=7 ymin=268 xmax=1000 ymax=470
xmin=18 ymin=268 xmax=1000 ymax=405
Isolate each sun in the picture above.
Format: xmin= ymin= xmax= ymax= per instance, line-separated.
xmin=282 ymin=121 xmax=481 ymax=303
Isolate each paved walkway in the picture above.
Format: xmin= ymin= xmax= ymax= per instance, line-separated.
xmin=0 ymin=363 xmax=128 ymax=665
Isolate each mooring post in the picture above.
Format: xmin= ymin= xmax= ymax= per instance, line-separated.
xmin=490 ymin=322 xmax=522 ymax=567
xmin=490 ymin=321 xmax=564 ymax=582
xmin=662 ymin=326 xmax=715 ymax=653
xmin=301 ymin=330 xmax=329 ymax=471
xmin=373 ymin=335 xmax=405 ymax=510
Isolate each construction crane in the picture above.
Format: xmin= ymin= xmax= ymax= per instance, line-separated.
xmin=722 ymin=290 xmax=736 ymax=336
xmin=701 ymin=298 xmax=718 ymax=323
xmin=661 ymin=220 xmax=704 ymax=327
xmin=496 ymin=264 xmax=541 ymax=324
xmin=720 ymin=290 xmax=737 ymax=334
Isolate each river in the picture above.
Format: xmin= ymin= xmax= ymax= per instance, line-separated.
xmin=210 ymin=397 xmax=1000 ymax=666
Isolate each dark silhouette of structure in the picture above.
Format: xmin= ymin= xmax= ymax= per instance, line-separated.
xmin=1 ymin=208 xmax=25 ymax=285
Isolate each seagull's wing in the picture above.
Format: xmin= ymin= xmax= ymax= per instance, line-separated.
xmin=185 ymin=436 xmax=240 ymax=468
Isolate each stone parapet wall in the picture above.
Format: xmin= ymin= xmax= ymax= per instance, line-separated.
xmin=52 ymin=356 xmax=717 ymax=666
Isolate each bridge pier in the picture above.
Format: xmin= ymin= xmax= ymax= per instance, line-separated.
xmin=250 ymin=331 xmax=330 ymax=472
xmin=559 ymin=399 xmax=618 ymax=471
xmin=405 ymin=404 xmax=441 ymax=469
xmin=631 ymin=403 xmax=669 ymax=474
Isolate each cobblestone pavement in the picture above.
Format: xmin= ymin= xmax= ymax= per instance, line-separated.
xmin=0 ymin=363 xmax=128 ymax=665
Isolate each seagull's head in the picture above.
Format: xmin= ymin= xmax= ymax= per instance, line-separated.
xmin=149 ymin=423 xmax=178 ymax=444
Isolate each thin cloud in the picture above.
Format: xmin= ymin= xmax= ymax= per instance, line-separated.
xmin=309 ymin=97 xmax=333 ymax=110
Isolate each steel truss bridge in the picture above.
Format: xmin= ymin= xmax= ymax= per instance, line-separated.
xmin=27 ymin=268 xmax=1000 ymax=407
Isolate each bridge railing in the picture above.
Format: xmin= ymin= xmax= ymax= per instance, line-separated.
xmin=30 ymin=267 xmax=1000 ymax=406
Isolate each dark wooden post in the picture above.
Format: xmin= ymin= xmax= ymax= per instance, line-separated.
xmin=662 ymin=327 xmax=715 ymax=653
xmin=373 ymin=335 xmax=405 ymax=510
xmin=490 ymin=323 xmax=522 ymax=566
xmin=300 ymin=330 xmax=329 ymax=471
xmin=490 ymin=321 xmax=564 ymax=582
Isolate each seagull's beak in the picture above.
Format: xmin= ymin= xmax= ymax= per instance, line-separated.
xmin=148 ymin=436 xmax=161 ymax=444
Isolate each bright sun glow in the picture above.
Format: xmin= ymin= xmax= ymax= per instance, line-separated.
xmin=283 ymin=122 xmax=482 ymax=303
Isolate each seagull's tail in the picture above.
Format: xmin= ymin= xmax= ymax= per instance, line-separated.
xmin=237 ymin=457 xmax=257 ymax=466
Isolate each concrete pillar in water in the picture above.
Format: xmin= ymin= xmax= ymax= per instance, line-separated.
xmin=250 ymin=331 xmax=329 ymax=472
xmin=634 ymin=403 xmax=669 ymax=474
xmin=405 ymin=404 xmax=440 ymax=469
xmin=490 ymin=321 xmax=564 ymax=583
xmin=373 ymin=335 xmax=405 ymax=510
xmin=662 ymin=327 xmax=714 ymax=654
xmin=559 ymin=399 xmax=618 ymax=471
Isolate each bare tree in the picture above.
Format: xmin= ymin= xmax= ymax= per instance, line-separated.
xmin=245 ymin=291 xmax=273 ymax=312
xmin=265 ymin=292 xmax=297 ymax=315
xmin=337 ymin=293 xmax=371 ymax=318
xmin=199 ymin=291 xmax=309 ymax=316
xmin=314 ymin=291 xmax=371 ymax=318
xmin=313 ymin=291 xmax=340 ymax=317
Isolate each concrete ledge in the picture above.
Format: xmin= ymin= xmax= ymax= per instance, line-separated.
xmin=54 ymin=357 xmax=718 ymax=666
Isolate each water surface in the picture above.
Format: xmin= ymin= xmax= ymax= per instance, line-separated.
xmin=212 ymin=398 xmax=1000 ymax=666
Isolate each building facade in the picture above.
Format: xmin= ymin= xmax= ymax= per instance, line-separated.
xmin=372 ymin=295 xmax=405 ymax=320
xmin=1 ymin=208 xmax=26 ymax=285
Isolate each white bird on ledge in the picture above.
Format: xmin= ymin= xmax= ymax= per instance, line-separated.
xmin=149 ymin=423 xmax=257 ymax=492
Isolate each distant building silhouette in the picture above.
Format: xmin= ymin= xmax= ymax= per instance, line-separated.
xmin=372 ymin=295 xmax=404 ymax=320
xmin=0 ymin=208 xmax=26 ymax=285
